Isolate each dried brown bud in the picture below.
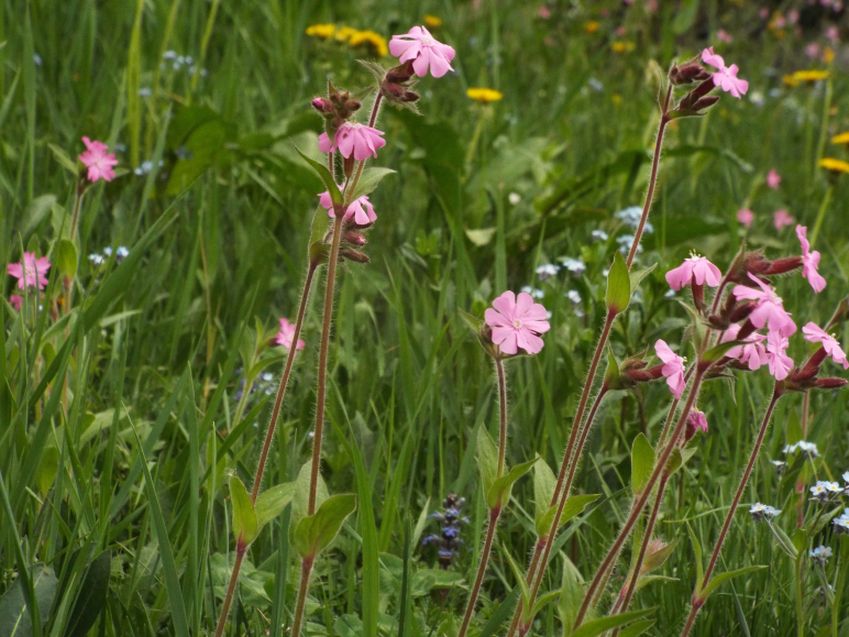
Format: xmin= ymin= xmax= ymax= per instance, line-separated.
xmin=815 ymin=377 xmax=849 ymax=390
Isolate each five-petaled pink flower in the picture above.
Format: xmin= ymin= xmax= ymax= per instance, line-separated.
xmin=665 ymin=254 xmax=722 ymax=291
xmin=803 ymin=322 xmax=848 ymax=369
xmin=275 ymin=317 xmax=305 ymax=352
xmin=732 ymin=274 xmax=797 ymax=337
xmin=389 ymin=25 xmax=456 ymax=78
xmin=737 ymin=208 xmax=754 ymax=228
xmin=773 ymin=209 xmax=794 ymax=231
xmin=79 ymin=136 xmax=118 ymax=182
xmin=700 ymin=47 xmax=749 ymax=98
xmin=318 ymin=122 xmax=386 ymax=161
xmin=318 ymin=190 xmax=377 ymax=227
xmin=796 ymin=225 xmax=826 ymax=293
xmin=484 ymin=290 xmax=550 ymax=356
xmin=655 ymin=339 xmax=686 ymax=399
xmin=765 ymin=331 xmax=794 ymax=380
xmin=7 ymin=252 xmax=51 ymax=290
xmin=766 ymin=169 xmax=781 ymax=190
xmin=722 ymin=323 xmax=768 ymax=371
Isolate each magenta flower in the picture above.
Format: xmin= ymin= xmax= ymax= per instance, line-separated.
xmin=722 ymin=323 xmax=768 ymax=371
xmin=686 ymin=409 xmax=709 ymax=436
xmin=484 ymin=290 xmax=550 ymax=356
xmin=318 ymin=190 xmax=377 ymax=227
xmin=737 ymin=208 xmax=754 ymax=228
xmin=655 ymin=339 xmax=686 ymax=399
xmin=389 ymin=25 xmax=456 ymax=78
xmin=732 ymin=275 xmax=797 ymax=337
xmin=318 ymin=123 xmax=386 ymax=161
xmin=765 ymin=331 xmax=794 ymax=381
xmin=79 ymin=136 xmax=118 ymax=182
xmin=700 ymin=47 xmax=749 ymax=98
xmin=665 ymin=254 xmax=722 ymax=291
xmin=796 ymin=225 xmax=826 ymax=293
xmin=766 ymin=169 xmax=781 ymax=190
xmin=9 ymin=294 xmax=22 ymax=311
xmin=7 ymin=252 xmax=51 ymax=290
xmin=773 ymin=209 xmax=794 ymax=231
xmin=275 ymin=317 xmax=305 ymax=352
xmin=803 ymin=322 xmax=848 ymax=369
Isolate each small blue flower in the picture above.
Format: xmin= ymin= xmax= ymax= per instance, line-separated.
xmin=749 ymin=502 xmax=781 ymax=521
xmin=810 ymin=545 xmax=832 ymax=565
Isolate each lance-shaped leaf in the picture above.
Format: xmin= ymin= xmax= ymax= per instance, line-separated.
xmin=230 ymin=474 xmax=258 ymax=544
xmin=604 ymin=347 xmax=621 ymax=387
xmin=699 ymin=565 xmax=767 ymax=601
xmin=701 ymin=339 xmax=742 ymax=365
xmin=476 ymin=426 xmax=499 ymax=496
xmin=255 ymin=481 xmax=296 ymax=529
xmin=664 ymin=446 xmax=697 ymax=477
xmin=54 ymin=238 xmax=78 ymax=277
xmin=606 ymin=252 xmax=631 ymax=314
xmin=350 ymin=167 xmax=395 ymax=200
xmin=295 ymin=146 xmax=342 ymax=206
xmin=569 ymin=607 xmax=656 ymax=637
xmin=293 ymin=493 xmax=357 ymax=558
xmin=486 ymin=458 xmax=537 ymax=510
xmin=630 ymin=433 xmax=655 ymax=495
xmin=533 ymin=458 xmax=558 ymax=535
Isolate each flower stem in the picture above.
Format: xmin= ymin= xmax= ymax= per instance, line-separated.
xmin=457 ymin=507 xmax=502 ymax=637
xmin=496 ymin=358 xmax=508 ymax=476
xmin=289 ymin=556 xmax=315 ymax=637
xmin=679 ymin=387 xmax=781 ymax=637
xmin=213 ymin=540 xmax=246 ymax=637
xmin=574 ymin=368 xmax=706 ymax=628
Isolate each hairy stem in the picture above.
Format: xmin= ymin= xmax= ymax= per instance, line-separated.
xmin=289 ymin=556 xmax=315 ymax=637
xmin=458 ymin=507 xmax=502 ymax=637
xmin=213 ymin=542 xmax=246 ymax=637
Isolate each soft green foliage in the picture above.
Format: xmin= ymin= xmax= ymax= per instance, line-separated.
xmin=3 ymin=1 xmax=849 ymax=636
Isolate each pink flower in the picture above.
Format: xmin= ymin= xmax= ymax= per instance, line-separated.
xmin=655 ymin=339 xmax=686 ymax=399
xmin=773 ymin=209 xmax=794 ymax=231
xmin=766 ymin=169 xmax=781 ymax=189
xmin=803 ymin=322 xmax=848 ymax=369
xmin=700 ymin=47 xmax=749 ymax=98
xmin=732 ymin=274 xmax=797 ymax=337
xmin=686 ymin=409 xmax=709 ymax=436
xmin=805 ymin=42 xmax=821 ymax=59
xmin=9 ymin=295 xmax=22 ymax=311
xmin=318 ymin=190 xmax=377 ymax=226
xmin=7 ymin=252 xmax=51 ymax=290
xmin=796 ymin=225 xmax=826 ymax=293
xmin=275 ymin=317 xmax=305 ymax=351
xmin=716 ymin=29 xmax=733 ymax=43
xmin=318 ymin=123 xmax=386 ymax=161
xmin=79 ymin=136 xmax=118 ymax=182
xmin=765 ymin=331 xmax=794 ymax=380
xmin=737 ymin=208 xmax=754 ymax=228
xmin=722 ymin=323 xmax=768 ymax=370
xmin=665 ymin=254 xmax=722 ymax=291
xmin=389 ymin=26 xmax=456 ymax=78
xmin=484 ymin=290 xmax=550 ymax=356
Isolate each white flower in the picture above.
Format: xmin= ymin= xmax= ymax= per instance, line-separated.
xmin=833 ymin=512 xmax=849 ymax=534
xmin=520 ymin=285 xmax=544 ymax=300
xmin=810 ymin=481 xmax=842 ymax=501
xmin=535 ymin=263 xmax=559 ymax=280
xmin=559 ymin=257 xmax=587 ymax=276
xmin=749 ymin=502 xmax=781 ymax=521
xmin=88 ymin=253 xmax=105 ymax=266
xmin=116 ymin=246 xmax=129 ymax=260
xmin=508 ymin=192 xmax=522 ymax=205
xmin=810 ymin=545 xmax=832 ymax=564
xmin=615 ymin=206 xmax=642 ymax=227
xmin=783 ymin=440 xmax=820 ymax=458
xmin=565 ymin=290 xmax=582 ymax=305
xmin=591 ymin=229 xmax=609 ymax=242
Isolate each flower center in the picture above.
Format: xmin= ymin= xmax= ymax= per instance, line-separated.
xmin=512 ymin=319 xmax=523 ymax=329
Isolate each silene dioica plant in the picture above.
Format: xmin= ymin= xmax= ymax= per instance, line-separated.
xmin=5 ymin=21 xmax=848 ymax=637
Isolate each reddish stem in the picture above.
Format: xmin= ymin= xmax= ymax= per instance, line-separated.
xmin=457 ymin=507 xmax=502 ymax=637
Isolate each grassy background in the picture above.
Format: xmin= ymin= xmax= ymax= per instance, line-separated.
xmin=2 ymin=0 xmax=849 ymax=635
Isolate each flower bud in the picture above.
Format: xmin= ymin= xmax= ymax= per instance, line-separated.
xmin=340 ymin=248 xmax=370 ymax=264
xmin=344 ymin=230 xmax=367 ymax=246
xmin=815 ymin=377 xmax=849 ymax=390
xmin=311 ymin=97 xmax=333 ymax=114
xmin=669 ymin=62 xmax=710 ymax=85
xmin=764 ymin=257 xmax=802 ymax=275
xmin=689 ymin=95 xmax=720 ymax=111
xmin=385 ymin=61 xmax=415 ymax=83
xmin=728 ymin=302 xmax=756 ymax=324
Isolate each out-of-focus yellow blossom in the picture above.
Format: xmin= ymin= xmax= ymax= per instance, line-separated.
xmin=305 ymin=23 xmax=336 ymax=40
xmin=334 ymin=26 xmax=359 ymax=43
xmin=348 ymin=29 xmax=388 ymax=57
xmin=584 ymin=20 xmax=600 ymax=34
xmin=466 ymin=87 xmax=504 ymax=103
xmin=819 ymin=157 xmax=849 ymax=174
xmin=823 ymin=48 xmax=835 ymax=64
xmin=831 ymin=132 xmax=849 ymax=145
xmin=783 ymin=69 xmax=829 ymax=87
xmin=424 ymin=15 xmax=443 ymax=28
xmin=611 ymin=40 xmax=635 ymax=54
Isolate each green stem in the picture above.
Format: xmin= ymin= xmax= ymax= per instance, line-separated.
xmin=495 ymin=358 xmax=508 ymax=476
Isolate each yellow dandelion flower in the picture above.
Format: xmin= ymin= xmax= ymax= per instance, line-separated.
xmin=583 ymin=20 xmax=600 ymax=34
xmin=611 ymin=93 xmax=622 ymax=107
xmin=819 ymin=157 xmax=849 ymax=174
xmin=831 ymin=132 xmax=849 ymax=145
xmin=424 ymin=14 xmax=443 ymax=28
xmin=348 ymin=29 xmax=388 ymax=57
xmin=334 ymin=25 xmax=359 ymax=43
xmin=783 ymin=69 xmax=830 ymax=87
xmin=611 ymin=40 xmax=635 ymax=54
xmin=823 ymin=47 xmax=835 ymax=64
xmin=305 ymin=23 xmax=336 ymax=40
xmin=466 ymin=87 xmax=504 ymax=103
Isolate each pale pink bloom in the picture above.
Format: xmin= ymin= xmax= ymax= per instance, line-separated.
xmin=536 ymin=4 xmax=552 ymax=19
xmin=79 ymin=136 xmax=118 ymax=182
xmin=737 ymin=208 xmax=754 ymax=227
xmin=766 ymin=169 xmax=781 ymax=189
xmin=825 ymin=26 xmax=839 ymax=44
xmin=484 ymin=291 xmax=550 ymax=356
xmin=732 ymin=274 xmax=797 ymax=337
xmin=803 ymin=322 xmax=849 ymax=369
xmin=665 ymin=254 xmax=722 ymax=291
xmin=9 ymin=295 xmax=22 ymax=311
xmin=318 ymin=123 xmax=386 ymax=161
xmin=7 ymin=252 xmax=51 ymax=290
xmin=717 ymin=29 xmax=733 ymax=43
xmin=700 ymin=47 xmax=749 ymax=98
xmin=318 ymin=190 xmax=378 ymax=226
xmin=722 ymin=323 xmax=768 ymax=370
xmin=765 ymin=331 xmax=794 ymax=380
xmin=275 ymin=317 xmax=305 ymax=351
xmin=389 ymin=26 xmax=456 ymax=78
xmin=687 ymin=409 xmax=709 ymax=435
xmin=773 ymin=209 xmax=794 ymax=231
xmin=805 ymin=42 xmax=822 ymax=59
xmin=655 ymin=339 xmax=686 ymax=399
xmin=796 ymin=225 xmax=826 ymax=293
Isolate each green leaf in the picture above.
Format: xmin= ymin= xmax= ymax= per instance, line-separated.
xmin=687 ymin=525 xmax=704 ymax=595
xmin=618 ymin=619 xmax=656 ymax=637
xmin=350 ymin=167 xmax=395 ymax=200
xmin=665 ymin=446 xmax=697 ymax=477
xmin=630 ymin=434 xmax=655 ymax=495
xmin=255 ymin=481 xmax=295 ymax=529
xmin=606 ymin=251 xmax=631 ymax=313
xmin=629 ymin=263 xmax=657 ymax=293
xmin=604 ymin=348 xmax=620 ymax=387
xmin=672 ymin=0 xmax=699 ymax=34
xmin=21 ymin=194 xmax=58 ymax=239
xmin=53 ymin=238 xmax=77 ymax=277
xmin=533 ymin=459 xmax=558 ymax=535
xmin=569 ymin=607 xmax=656 ymax=637
xmin=0 ymin=565 xmax=58 ymax=637
xmin=559 ymin=494 xmax=601 ymax=528
xmin=67 ymin=551 xmax=110 ymax=637
xmin=48 ymin=143 xmax=79 ymax=175
xmin=701 ymin=340 xmax=741 ymax=364
xmin=465 ymin=227 xmax=496 ymax=246
xmin=295 ymin=146 xmax=341 ymax=206
xmin=291 ymin=460 xmax=329 ymax=524
xmin=486 ymin=458 xmax=537 ymax=510
xmin=700 ymin=565 xmax=767 ymax=601
xmin=293 ymin=494 xmax=357 ymax=558
xmin=557 ymin=555 xmax=585 ymax=630
xmin=229 ymin=474 xmax=258 ymax=544
xmin=476 ymin=427 xmax=499 ymax=495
